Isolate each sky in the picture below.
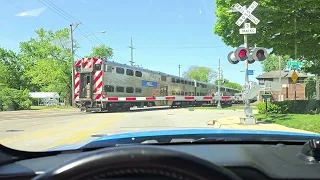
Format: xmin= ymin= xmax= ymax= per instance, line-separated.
xmin=1 ymin=0 xmax=264 ymax=85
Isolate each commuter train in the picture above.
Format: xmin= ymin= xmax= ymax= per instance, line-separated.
xmin=74 ymin=57 xmax=241 ymax=112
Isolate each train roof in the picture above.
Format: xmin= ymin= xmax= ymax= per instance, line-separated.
xmin=101 ymin=60 xmax=240 ymax=91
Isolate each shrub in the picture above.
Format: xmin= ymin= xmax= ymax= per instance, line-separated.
xmin=0 ymin=87 xmax=32 ymax=111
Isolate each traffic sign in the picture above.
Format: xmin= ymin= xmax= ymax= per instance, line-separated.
xmin=261 ymin=94 xmax=272 ymax=99
xmin=287 ymin=61 xmax=303 ymax=67
xmin=234 ymin=1 xmax=260 ymax=27
xmin=291 ymin=71 xmax=298 ymax=83
xmin=246 ymin=69 xmax=254 ymax=75
xmin=239 ymin=23 xmax=256 ymax=34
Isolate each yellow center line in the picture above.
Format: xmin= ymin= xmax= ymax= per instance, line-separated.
xmin=43 ymin=114 xmax=125 ymax=150
xmin=1 ymin=116 xmax=107 ymax=144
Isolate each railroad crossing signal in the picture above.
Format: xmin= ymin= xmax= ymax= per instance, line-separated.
xmin=234 ymin=1 xmax=260 ymax=26
xmin=291 ymin=71 xmax=298 ymax=83
xmin=227 ymin=47 xmax=268 ymax=64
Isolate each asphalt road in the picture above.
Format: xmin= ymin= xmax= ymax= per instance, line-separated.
xmin=0 ymin=107 xmax=246 ymax=151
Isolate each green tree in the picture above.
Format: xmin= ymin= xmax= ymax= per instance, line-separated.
xmin=183 ymin=66 xmax=217 ymax=82
xmin=261 ymin=54 xmax=291 ymax=72
xmin=19 ymin=28 xmax=73 ymax=103
xmin=0 ymin=48 xmax=25 ymax=89
xmin=305 ymin=76 xmax=316 ymax=99
xmin=214 ymin=0 xmax=320 ymax=61
xmin=215 ymin=78 xmax=243 ymax=90
xmin=90 ymin=45 xmax=113 ymax=60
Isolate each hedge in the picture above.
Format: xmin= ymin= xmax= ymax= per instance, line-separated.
xmin=0 ymin=87 xmax=32 ymax=111
xmin=257 ymin=100 xmax=320 ymax=114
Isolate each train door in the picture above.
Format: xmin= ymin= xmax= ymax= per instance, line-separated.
xmin=160 ymin=85 xmax=168 ymax=105
xmin=79 ymin=73 xmax=92 ymax=99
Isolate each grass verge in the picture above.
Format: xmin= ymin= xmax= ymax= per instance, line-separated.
xmin=255 ymin=114 xmax=320 ymax=133
xmin=194 ymin=106 xmax=257 ymax=110
xmin=30 ymin=105 xmax=74 ymax=110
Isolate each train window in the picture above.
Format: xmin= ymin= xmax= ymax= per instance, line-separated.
xmin=76 ymin=66 xmax=81 ymax=72
xmin=176 ymin=91 xmax=180 ymax=95
xmin=116 ymin=86 xmax=124 ymax=92
xmin=196 ymin=93 xmax=200 ymax=96
xmin=126 ymin=87 xmax=134 ymax=93
xmin=188 ymin=81 xmax=191 ymax=85
xmin=126 ymin=69 xmax=134 ymax=76
xmin=104 ymin=85 xmax=114 ymax=92
xmin=181 ymin=91 xmax=183 ymax=95
xmin=104 ymin=65 xmax=112 ymax=72
xmin=94 ymin=64 xmax=101 ymax=71
xmin=172 ymin=78 xmax=175 ymax=83
xmin=188 ymin=92 xmax=192 ymax=95
xmin=135 ymin=71 xmax=142 ymax=77
xmin=161 ymin=75 xmax=166 ymax=81
xmin=116 ymin=67 xmax=124 ymax=74
xmin=181 ymin=80 xmax=184 ymax=84
xmin=185 ymin=92 xmax=188 ymax=95
xmin=135 ymin=87 xmax=142 ymax=93
xmin=191 ymin=82 xmax=194 ymax=86
xmin=176 ymin=79 xmax=180 ymax=83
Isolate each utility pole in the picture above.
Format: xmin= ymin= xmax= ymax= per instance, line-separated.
xmin=70 ymin=22 xmax=81 ymax=107
xmin=278 ymin=56 xmax=282 ymax=101
xmin=217 ymin=59 xmax=222 ymax=108
xmin=128 ymin=37 xmax=135 ymax=66
xmin=178 ymin=65 xmax=181 ymax=77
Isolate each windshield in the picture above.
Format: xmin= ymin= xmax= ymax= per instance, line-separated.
xmin=1 ymin=0 xmax=320 ymax=152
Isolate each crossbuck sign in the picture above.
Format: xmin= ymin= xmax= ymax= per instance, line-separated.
xmin=234 ymin=1 xmax=260 ymax=27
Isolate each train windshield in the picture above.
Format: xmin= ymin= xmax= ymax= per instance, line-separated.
xmin=1 ymin=0 xmax=319 ymax=152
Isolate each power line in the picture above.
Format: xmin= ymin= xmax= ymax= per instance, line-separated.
xmin=38 ymin=0 xmax=101 ymax=46
xmin=42 ymin=0 xmax=104 ymax=45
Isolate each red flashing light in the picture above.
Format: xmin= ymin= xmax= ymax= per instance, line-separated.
xmin=256 ymin=50 xmax=265 ymax=59
xmin=238 ymin=49 xmax=247 ymax=59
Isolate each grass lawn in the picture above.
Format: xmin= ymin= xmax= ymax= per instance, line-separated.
xmin=255 ymin=114 xmax=320 ymax=133
xmin=194 ymin=106 xmax=257 ymax=110
xmin=30 ymin=105 xmax=74 ymax=110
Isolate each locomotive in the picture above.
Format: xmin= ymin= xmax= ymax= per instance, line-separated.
xmin=74 ymin=57 xmax=240 ymax=112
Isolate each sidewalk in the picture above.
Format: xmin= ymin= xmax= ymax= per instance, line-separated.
xmin=207 ymin=116 xmax=317 ymax=134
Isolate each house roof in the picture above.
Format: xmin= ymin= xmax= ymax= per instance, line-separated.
xmin=256 ymin=70 xmax=308 ymax=79
xmin=29 ymin=92 xmax=60 ymax=98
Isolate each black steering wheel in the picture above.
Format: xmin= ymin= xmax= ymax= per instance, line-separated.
xmin=33 ymin=146 xmax=242 ymax=180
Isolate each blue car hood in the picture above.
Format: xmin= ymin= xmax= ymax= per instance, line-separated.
xmin=47 ymin=128 xmax=320 ymax=151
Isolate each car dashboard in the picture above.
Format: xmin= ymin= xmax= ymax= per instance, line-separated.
xmin=0 ymin=143 xmax=320 ymax=180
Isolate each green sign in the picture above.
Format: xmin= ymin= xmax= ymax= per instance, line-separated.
xmin=261 ymin=94 xmax=272 ymax=99
xmin=287 ymin=61 xmax=303 ymax=67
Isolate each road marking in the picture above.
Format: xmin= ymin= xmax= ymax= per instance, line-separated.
xmin=1 ymin=116 xmax=101 ymax=144
xmin=43 ymin=114 xmax=125 ymax=150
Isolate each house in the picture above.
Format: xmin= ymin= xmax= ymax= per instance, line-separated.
xmin=256 ymin=70 xmax=308 ymax=101
xmin=29 ymin=92 xmax=60 ymax=106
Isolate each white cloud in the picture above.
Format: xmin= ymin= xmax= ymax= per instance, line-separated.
xmin=15 ymin=7 xmax=46 ymax=17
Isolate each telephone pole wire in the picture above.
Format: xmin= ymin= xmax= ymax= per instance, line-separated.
xmin=128 ymin=37 xmax=135 ymax=66
xmin=70 ymin=22 xmax=81 ymax=107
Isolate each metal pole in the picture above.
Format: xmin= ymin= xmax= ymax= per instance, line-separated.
xmin=279 ymin=56 xmax=282 ymax=101
xmin=217 ymin=59 xmax=221 ymax=108
xmin=178 ymin=65 xmax=181 ymax=77
xmin=70 ymin=24 xmax=75 ymax=107
xmin=244 ymin=33 xmax=249 ymax=108
xmin=129 ymin=37 xmax=134 ymax=66
xmin=316 ymin=75 xmax=320 ymax=100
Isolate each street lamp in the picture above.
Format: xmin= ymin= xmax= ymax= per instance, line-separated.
xmin=77 ymin=30 xmax=106 ymax=40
